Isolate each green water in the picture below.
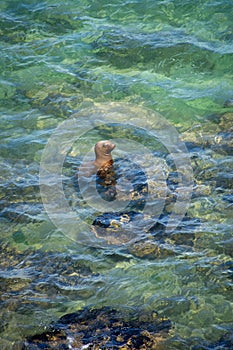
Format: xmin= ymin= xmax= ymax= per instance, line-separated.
xmin=0 ymin=0 xmax=233 ymax=348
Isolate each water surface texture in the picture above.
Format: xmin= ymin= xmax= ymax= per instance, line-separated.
xmin=0 ymin=0 xmax=233 ymax=348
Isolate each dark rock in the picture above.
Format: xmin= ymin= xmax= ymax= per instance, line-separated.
xmin=92 ymin=211 xmax=144 ymax=244
xmin=184 ymin=141 xmax=204 ymax=152
xmin=91 ymin=156 xmax=149 ymax=241
xmin=223 ymin=194 xmax=233 ymax=203
xmin=93 ymin=210 xmax=143 ymax=229
xmin=19 ymin=307 xmax=172 ymax=349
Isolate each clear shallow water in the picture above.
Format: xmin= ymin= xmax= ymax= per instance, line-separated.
xmin=0 ymin=0 xmax=233 ymax=348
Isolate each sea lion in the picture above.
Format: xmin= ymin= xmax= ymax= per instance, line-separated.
xmin=78 ymin=140 xmax=116 ymax=177
xmin=95 ymin=140 xmax=117 ymax=200
xmin=77 ymin=140 xmax=117 ymax=201
xmin=94 ymin=140 xmax=116 ymax=170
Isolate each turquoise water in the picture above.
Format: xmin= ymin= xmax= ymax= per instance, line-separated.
xmin=0 ymin=0 xmax=233 ymax=348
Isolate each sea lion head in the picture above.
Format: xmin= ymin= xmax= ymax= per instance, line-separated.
xmin=95 ymin=140 xmax=116 ymax=159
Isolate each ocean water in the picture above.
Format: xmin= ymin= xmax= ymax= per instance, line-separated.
xmin=0 ymin=0 xmax=233 ymax=348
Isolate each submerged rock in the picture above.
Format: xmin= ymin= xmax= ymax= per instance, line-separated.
xmin=18 ymin=307 xmax=172 ymax=350
xmin=128 ymin=239 xmax=176 ymax=258
xmin=181 ymin=112 xmax=233 ymax=154
xmin=31 ymin=91 xmax=83 ymax=118
xmin=224 ymin=98 xmax=233 ymax=108
xmin=0 ymin=202 xmax=43 ymax=223
xmin=192 ymin=331 xmax=233 ymax=350
xmin=213 ymin=130 xmax=233 ymax=155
